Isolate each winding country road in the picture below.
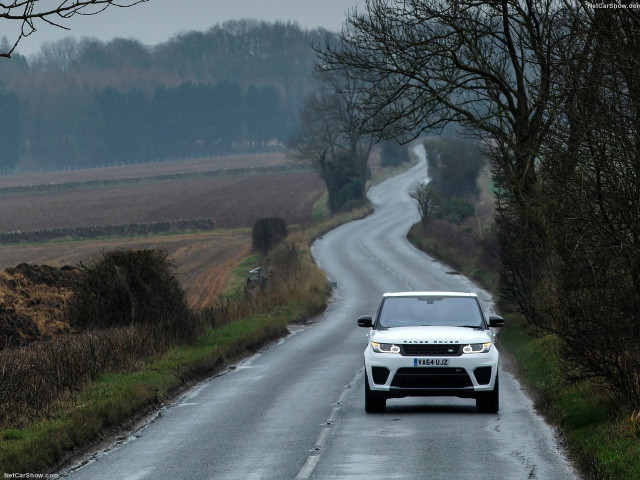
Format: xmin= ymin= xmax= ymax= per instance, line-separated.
xmin=63 ymin=151 xmax=579 ymax=479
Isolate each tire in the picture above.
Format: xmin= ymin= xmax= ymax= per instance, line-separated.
xmin=476 ymin=373 xmax=500 ymax=413
xmin=364 ymin=373 xmax=386 ymax=413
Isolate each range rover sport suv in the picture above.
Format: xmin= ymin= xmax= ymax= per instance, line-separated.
xmin=357 ymin=292 xmax=504 ymax=413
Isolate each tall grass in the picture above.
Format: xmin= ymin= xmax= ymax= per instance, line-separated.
xmin=0 ymin=321 xmax=197 ymax=431
xmin=203 ymin=236 xmax=329 ymax=329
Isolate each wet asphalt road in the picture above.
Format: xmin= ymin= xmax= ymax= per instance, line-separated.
xmin=63 ymin=152 xmax=579 ymax=479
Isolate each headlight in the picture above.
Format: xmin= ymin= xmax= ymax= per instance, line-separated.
xmin=463 ymin=342 xmax=492 ymax=354
xmin=371 ymin=342 xmax=401 ymax=354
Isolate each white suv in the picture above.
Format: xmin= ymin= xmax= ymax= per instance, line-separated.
xmin=357 ymin=292 xmax=504 ymax=413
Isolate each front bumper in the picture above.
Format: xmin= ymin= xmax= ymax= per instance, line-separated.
xmin=364 ymin=347 xmax=499 ymax=399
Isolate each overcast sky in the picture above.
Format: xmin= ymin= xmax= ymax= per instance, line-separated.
xmin=11 ymin=0 xmax=362 ymax=57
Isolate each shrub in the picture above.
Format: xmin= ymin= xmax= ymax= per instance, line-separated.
xmin=443 ymin=198 xmax=475 ymax=223
xmin=67 ymin=249 xmax=193 ymax=336
xmin=252 ymin=217 xmax=288 ymax=255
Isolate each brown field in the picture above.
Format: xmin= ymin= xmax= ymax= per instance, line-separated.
xmin=0 ymin=170 xmax=323 ymax=233
xmin=0 ymin=153 xmax=326 ymax=309
xmin=0 ymin=153 xmax=292 ymax=188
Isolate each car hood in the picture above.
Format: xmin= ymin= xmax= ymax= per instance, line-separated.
xmin=370 ymin=326 xmax=491 ymax=345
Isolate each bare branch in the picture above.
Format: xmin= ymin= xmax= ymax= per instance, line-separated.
xmin=1 ymin=0 xmax=149 ymax=58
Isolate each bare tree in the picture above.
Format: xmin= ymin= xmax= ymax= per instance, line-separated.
xmin=289 ymin=72 xmax=374 ymax=213
xmin=410 ymin=181 xmax=440 ymax=226
xmin=317 ymin=0 xmax=564 ymax=326
xmin=30 ymin=36 xmax=80 ymax=72
xmin=1 ymin=0 xmax=149 ymax=58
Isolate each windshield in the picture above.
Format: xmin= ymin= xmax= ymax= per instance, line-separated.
xmin=377 ymin=296 xmax=483 ymax=328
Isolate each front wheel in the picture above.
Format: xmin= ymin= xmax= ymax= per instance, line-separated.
xmin=364 ymin=373 xmax=386 ymax=413
xmin=476 ymin=373 xmax=499 ymax=413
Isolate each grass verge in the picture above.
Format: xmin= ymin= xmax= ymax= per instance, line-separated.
xmin=406 ymin=223 xmax=497 ymax=291
xmin=0 ymin=311 xmax=298 ymax=474
xmin=407 ymin=222 xmax=640 ymax=480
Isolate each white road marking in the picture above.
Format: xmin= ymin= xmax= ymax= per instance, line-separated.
xmin=337 ymin=388 xmax=349 ymax=404
xmin=315 ymin=428 xmax=331 ymax=449
xmin=327 ymin=406 xmax=341 ymax=423
xmin=296 ymin=455 xmax=320 ymax=479
xmin=295 ymin=372 xmax=361 ymax=479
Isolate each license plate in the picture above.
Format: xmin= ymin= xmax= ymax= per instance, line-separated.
xmin=414 ymin=358 xmax=449 ymax=366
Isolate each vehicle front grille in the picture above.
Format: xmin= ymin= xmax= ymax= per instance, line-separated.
xmin=391 ymin=367 xmax=472 ymax=389
xmin=400 ymin=344 xmax=462 ymax=356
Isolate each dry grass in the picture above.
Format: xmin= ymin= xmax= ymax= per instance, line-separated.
xmin=0 ymin=265 xmax=79 ymax=346
xmin=203 ymin=236 xmax=329 ymax=329
xmin=0 ymin=323 xmax=185 ymax=430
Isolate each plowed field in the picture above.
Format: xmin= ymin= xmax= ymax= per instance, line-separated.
xmin=0 ymin=169 xmax=323 ymax=232
xmin=0 ymin=154 xmax=326 ymax=312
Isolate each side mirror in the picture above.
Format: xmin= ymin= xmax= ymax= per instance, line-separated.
xmin=488 ymin=315 xmax=504 ymax=327
xmin=357 ymin=315 xmax=373 ymax=328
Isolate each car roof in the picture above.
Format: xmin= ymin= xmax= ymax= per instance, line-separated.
xmin=382 ymin=291 xmax=477 ymax=298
